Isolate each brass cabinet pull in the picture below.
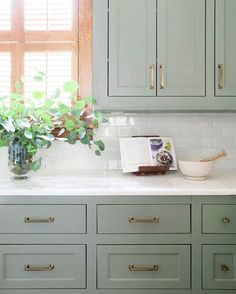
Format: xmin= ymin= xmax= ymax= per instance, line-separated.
xmin=222 ymin=217 xmax=230 ymax=224
xmin=24 ymin=264 xmax=55 ymax=271
xmin=149 ymin=64 xmax=155 ymax=89
xmin=24 ymin=216 xmax=55 ymax=223
xmin=128 ymin=216 xmax=160 ymax=223
xmin=129 ymin=264 xmax=159 ymax=272
xmin=221 ymin=264 xmax=230 ymax=272
xmin=218 ymin=64 xmax=224 ymax=89
xmin=160 ymin=64 xmax=165 ymax=89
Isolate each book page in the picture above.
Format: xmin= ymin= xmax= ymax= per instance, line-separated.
xmin=119 ymin=138 xmax=153 ymax=173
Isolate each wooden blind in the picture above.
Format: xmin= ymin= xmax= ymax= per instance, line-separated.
xmin=0 ymin=0 xmax=90 ymax=100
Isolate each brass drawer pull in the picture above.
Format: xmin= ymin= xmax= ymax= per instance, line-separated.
xmin=24 ymin=216 xmax=55 ymax=223
xmin=128 ymin=216 xmax=160 ymax=223
xmin=160 ymin=64 xmax=165 ymax=89
xmin=24 ymin=264 xmax=55 ymax=271
xmin=149 ymin=64 xmax=155 ymax=89
xmin=218 ymin=64 xmax=224 ymax=89
xmin=129 ymin=264 xmax=159 ymax=272
xmin=222 ymin=217 xmax=230 ymax=224
xmin=221 ymin=264 xmax=230 ymax=272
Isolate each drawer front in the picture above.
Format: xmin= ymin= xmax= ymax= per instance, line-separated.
xmin=97 ymin=205 xmax=190 ymax=233
xmin=203 ymin=245 xmax=236 ymax=289
xmin=0 ymin=205 xmax=86 ymax=234
xmin=202 ymin=204 xmax=236 ymax=234
xmin=97 ymin=245 xmax=190 ymax=289
xmin=0 ymin=245 xmax=86 ymax=289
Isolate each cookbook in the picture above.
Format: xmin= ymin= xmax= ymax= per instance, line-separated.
xmin=119 ymin=137 xmax=177 ymax=173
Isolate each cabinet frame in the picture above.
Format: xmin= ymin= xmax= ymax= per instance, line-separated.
xmin=93 ymin=0 xmax=236 ymax=111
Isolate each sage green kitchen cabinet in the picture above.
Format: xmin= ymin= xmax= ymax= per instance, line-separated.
xmin=109 ymin=0 xmax=156 ymax=96
xmin=215 ymin=0 xmax=236 ymax=96
xmin=1 ymin=195 xmax=236 ymax=294
xmin=157 ymin=0 xmax=205 ymax=96
xmin=93 ymin=0 xmax=236 ymax=111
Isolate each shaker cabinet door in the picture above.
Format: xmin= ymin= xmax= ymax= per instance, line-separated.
xmin=157 ymin=0 xmax=205 ymax=96
xmin=108 ymin=0 xmax=156 ymax=97
xmin=215 ymin=0 xmax=236 ymax=96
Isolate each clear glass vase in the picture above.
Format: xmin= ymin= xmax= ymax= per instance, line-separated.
xmin=8 ymin=138 xmax=32 ymax=179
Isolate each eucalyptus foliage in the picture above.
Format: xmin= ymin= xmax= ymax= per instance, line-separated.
xmin=0 ymin=72 xmax=105 ymax=172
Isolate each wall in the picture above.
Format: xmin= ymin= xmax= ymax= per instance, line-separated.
xmin=0 ymin=113 xmax=235 ymax=176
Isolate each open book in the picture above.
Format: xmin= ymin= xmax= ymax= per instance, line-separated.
xmin=119 ymin=137 xmax=177 ymax=173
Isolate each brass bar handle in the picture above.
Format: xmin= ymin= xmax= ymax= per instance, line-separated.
xmin=128 ymin=216 xmax=160 ymax=223
xmin=221 ymin=264 xmax=230 ymax=272
xmin=129 ymin=264 xmax=159 ymax=272
xmin=222 ymin=217 xmax=230 ymax=224
xmin=218 ymin=64 xmax=224 ymax=89
xmin=160 ymin=64 xmax=165 ymax=89
xmin=24 ymin=216 xmax=55 ymax=223
xmin=24 ymin=264 xmax=55 ymax=272
xmin=149 ymin=64 xmax=155 ymax=89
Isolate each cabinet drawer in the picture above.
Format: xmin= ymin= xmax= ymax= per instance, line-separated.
xmin=202 ymin=205 xmax=236 ymax=234
xmin=0 ymin=245 xmax=86 ymax=289
xmin=203 ymin=245 xmax=236 ymax=289
xmin=0 ymin=205 xmax=86 ymax=234
xmin=97 ymin=245 xmax=190 ymax=289
xmin=97 ymin=205 xmax=190 ymax=233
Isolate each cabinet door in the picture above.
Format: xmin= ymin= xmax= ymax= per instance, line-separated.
xmin=157 ymin=0 xmax=205 ymax=96
xmin=215 ymin=0 xmax=236 ymax=96
xmin=109 ymin=0 xmax=156 ymax=96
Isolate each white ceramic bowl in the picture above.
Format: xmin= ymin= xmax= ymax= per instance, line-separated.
xmin=178 ymin=159 xmax=214 ymax=180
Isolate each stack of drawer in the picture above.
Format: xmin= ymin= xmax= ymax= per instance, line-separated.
xmin=202 ymin=204 xmax=236 ymax=290
xmin=96 ymin=204 xmax=191 ymax=290
xmin=0 ymin=204 xmax=86 ymax=290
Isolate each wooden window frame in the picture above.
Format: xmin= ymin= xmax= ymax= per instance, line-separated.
xmin=0 ymin=0 xmax=92 ymax=98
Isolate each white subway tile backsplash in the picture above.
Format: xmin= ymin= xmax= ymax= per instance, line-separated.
xmin=0 ymin=113 xmax=235 ymax=174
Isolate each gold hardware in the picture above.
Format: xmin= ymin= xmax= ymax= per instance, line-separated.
xmin=24 ymin=216 xmax=55 ymax=223
xmin=24 ymin=264 xmax=55 ymax=271
xmin=221 ymin=264 xmax=229 ymax=272
xmin=160 ymin=64 xmax=165 ymax=89
xmin=128 ymin=216 xmax=160 ymax=223
xmin=218 ymin=64 xmax=224 ymax=89
xmin=149 ymin=64 xmax=155 ymax=89
xmin=129 ymin=264 xmax=159 ymax=272
xmin=222 ymin=217 xmax=230 ymax=224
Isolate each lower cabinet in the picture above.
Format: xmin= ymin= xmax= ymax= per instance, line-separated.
xmin=0 ymin=245 xmax=86 ymax=289
xmin=97 ymin=245 xmax=191 ymax=289
xmin=0 ymin=196 xmax=235 ymax=293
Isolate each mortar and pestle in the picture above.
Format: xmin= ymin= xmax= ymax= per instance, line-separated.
xmin=178 ymin=150 xmax=227 ymax=180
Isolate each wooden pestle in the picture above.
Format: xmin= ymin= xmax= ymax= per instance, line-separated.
xmin=200 ymin=150 xmax=227 ymax=162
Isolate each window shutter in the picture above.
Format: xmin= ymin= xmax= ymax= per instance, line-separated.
xmin=0 ymin=0 xmax=11 ymax=31
xmin=0 ymin=52 xmax=11 ymax=97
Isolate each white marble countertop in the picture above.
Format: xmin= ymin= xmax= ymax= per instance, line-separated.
xmin=0 ymin=170 xmax=235 ymax=196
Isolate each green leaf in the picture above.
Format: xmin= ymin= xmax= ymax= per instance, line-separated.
xmin=67 ymin=131 xmax=77 ymax=145
xmin=32 ymin=91 xmax=44 ymax=100
xmin=33 ymin=75 xmax=43 ymax=82
xmin=64 ymin=119 xmax=75 ymax=131
xmin=95 ymin=149 xmax=101 ymax=156
xmin=78 ymin=127 xmax=86 ymax=139
xmin=92 ymin=118 xmax=98 ymax=127
xmin=31 ymin=158 xmax=42 ymax=172
xmin=71 ymin=108 xmax=81 ymax=118
xmin=15 ymin=81 xmax=22 ymax=93
xmin=45 ymin=99 xmax=54 ymax=108
xmin=16 ymin=118 xmax=30 ymax=129
xmin=24 ymin=130 xmax=33 ymax=139
xmin=75 ymin=100 xmax=86 ymax=110
xmin=58 ymin=104 xmax=70 ymax=114
xmin=63 ymin=80 xmax=78 ymax=93
xmin=10 ymin=93 xmax=22 ymax=100
xmin=80 ymin=136 xmax=90 ymax=145
xmin=54 ymin=88 xmax=61 ymax=98
xmin=94 ymin=140 xmax=105 ymax=151
xmin=41 ymin=113 xmax=52 ymax=123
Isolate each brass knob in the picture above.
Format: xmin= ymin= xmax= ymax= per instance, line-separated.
xmin=222 ymin=217 xmax=230 ymax=224
xmin=221 ymin=264 xmax=229 ymax=272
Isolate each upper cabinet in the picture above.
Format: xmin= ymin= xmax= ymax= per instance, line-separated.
xmin=215 ymin=0 xmax=236 ymax=96
xmin=157 ymin=0 xmax=205 ymax=96
xmin=93 ymin=0 xmax=236 ymax=111
xmin=109 ymin=0 xmax=156 ymax=96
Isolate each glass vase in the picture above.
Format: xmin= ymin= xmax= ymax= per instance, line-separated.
xmin=8 ymin=138 xmax=32 ymax=179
